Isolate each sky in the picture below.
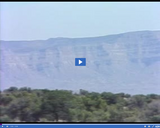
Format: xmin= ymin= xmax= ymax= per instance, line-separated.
xmin=1 ymin=2 xmax=160 ymax=40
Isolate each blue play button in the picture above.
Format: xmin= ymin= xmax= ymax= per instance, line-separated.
xmin=75 ymin=58 xmax=86 ymax=66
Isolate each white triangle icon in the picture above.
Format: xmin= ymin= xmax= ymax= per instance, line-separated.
xmin=79 ymin=60 xmax=82 ymax=64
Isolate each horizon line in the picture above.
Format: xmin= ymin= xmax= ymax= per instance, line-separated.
xmin=1 ymin=30 xmax=160 ymax=42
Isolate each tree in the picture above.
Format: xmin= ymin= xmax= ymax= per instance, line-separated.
xmin=4 ymin=87 xmax=18 ymax=93
xmin=6 ymin=92 xmax=41 ymax=122
xmin=145 ymin=100 xmax=160 ymax=122
xmin=128 ymin=95 xmax=146 ymax=109
xmin=41 ymin=90 xmax=73 ymax=122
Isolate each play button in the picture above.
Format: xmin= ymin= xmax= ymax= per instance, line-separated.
xmin=75 ymin=58 xmax=86 ymax=66
xmin=79 ymin=60 xmax=82 ymax=64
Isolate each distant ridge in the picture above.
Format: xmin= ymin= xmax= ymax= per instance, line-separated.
xmin=1 ymin=30 xmax=160 ymax=94
xmin=1 ymin=30 xmax=160 ymax=42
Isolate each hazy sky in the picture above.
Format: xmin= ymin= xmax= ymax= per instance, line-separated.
xmin=1 ymin=2 xmax=160 ymax=40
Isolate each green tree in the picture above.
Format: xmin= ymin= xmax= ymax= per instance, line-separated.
xmin=41 ymin=90 xmax=73 ymax=122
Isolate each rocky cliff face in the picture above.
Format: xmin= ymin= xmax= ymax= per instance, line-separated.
xmin=1 ymin=31 xmax=160 ymax=94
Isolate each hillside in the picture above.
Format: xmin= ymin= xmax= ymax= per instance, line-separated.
xmin=1 ymin=31 xmax=160 ymax=94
